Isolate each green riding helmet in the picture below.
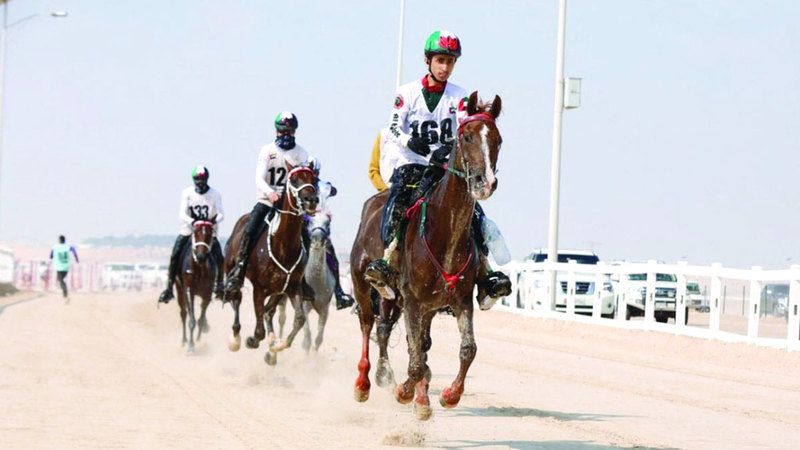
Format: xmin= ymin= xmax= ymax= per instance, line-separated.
xmin=424 ymin=30 xmax=462 ymax=59
xmin=274 ymin=111 xmax=299 ymax=132
xmin=191 ymin=165 xmax=209 ymax=180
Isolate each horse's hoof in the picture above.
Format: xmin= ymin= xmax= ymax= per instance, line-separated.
xmin=186 ymin=346 xmax=195 ymax=356
xmin=200 ymin=321 xmax=210 ymax=333
xmin=394 ymin=385 xmax=413 ymax=405
xmin=375 ymin=360 xmax=395 ymax=388
xmin=228 ymin=334 xmax=241 ymax=352
xmin=354 ymin=387 xmax=370 ymax=402
xmin=413 ymin=401 xmax=433 ymax=421
xmin=264 ymin=351 xmax=277 ymax=366
xmin=246 ymin=336 xmax=260 ymax=349
xmin=439 ymin=387 xmax=460 ymax=409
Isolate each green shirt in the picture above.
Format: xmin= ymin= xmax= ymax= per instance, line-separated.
xmin=51 ymin=243 xmax=76 ymax=272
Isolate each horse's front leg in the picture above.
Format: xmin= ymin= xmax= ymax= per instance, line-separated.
xmin=186 ymin=287 xmax=197 ymax=353
xmin=439 ymin=304 xmax=476 ymax=409
xmin=314 ymin=306 xmax=328 ymax=351
xmin=246 ymin=288 xmax=267 ymax=349
xmin=263 ymin=294 xmax=284 ymax=365
xmin=396 ymin=307 xmax=434 ymax=421
xmin=277 ymin=297 xmax=287 ymax=338
xmin=271 ymin=294 xmax=306 ymax=352
xmin=178 ymin=290 xmax=188 ymax=347
xmin=227 ymin=292 xmax=242 ymax=352
xmin=196 ymin=292 xmax=211 ymax=341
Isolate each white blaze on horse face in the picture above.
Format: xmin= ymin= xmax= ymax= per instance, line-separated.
xmin=479 ymin=124 xmax=497 ymax=192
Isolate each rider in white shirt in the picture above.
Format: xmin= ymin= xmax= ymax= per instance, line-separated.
xmin=158 ymin=165 xmax=225 ymax=304
xmin=364 ymin=30 xmax=511 ymax=309
xmin=224 ymin=112 xmax=311 ymax=298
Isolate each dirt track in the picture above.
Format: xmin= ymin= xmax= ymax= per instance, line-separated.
xmin=1 ymin=291 xmax=799 ymax=449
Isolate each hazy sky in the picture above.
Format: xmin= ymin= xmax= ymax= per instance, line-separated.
xmin=1 ymin=0 xmax=798 ymax=268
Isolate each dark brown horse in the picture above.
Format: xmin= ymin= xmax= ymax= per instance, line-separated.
xmin=350 ymin=92 xmax=503 ymax=420
xmin=175 ymin=217 xmax=218 ymax=354
xmin=223 ymin=167 xmax=318 ymax=365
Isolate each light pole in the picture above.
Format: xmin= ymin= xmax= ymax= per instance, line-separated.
xmin=0 ymin=1 xmax=67 ymax=229
xmin=395 ymin=0 xmax=406 ymax=89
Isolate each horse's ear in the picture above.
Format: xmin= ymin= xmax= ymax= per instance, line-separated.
xmin=489 ymin=95 xmax=502 ymax=119
xmin=467 ymin=91 xmax=479 ymax=116
xmin=211 ymin=214 xmax=217 ymax=224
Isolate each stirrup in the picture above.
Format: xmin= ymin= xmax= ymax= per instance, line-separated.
xmin=364 ymin=260 xmax=397 ymax=300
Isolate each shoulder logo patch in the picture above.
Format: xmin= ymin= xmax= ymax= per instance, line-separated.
xmin=394 ymin=94 xmax=404 ymax=109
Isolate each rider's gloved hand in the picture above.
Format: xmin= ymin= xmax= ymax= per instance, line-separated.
xmin=430 ymin=144 xmax=451 ymax=166
xmin=407 ymin=137 xmax=431 ymax=157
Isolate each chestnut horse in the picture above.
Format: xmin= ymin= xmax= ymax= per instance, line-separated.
xmin=175 ymin=217 xmax=218 ymax=354
xmin=223 ymin=167 xmax=318 ymax=365
xmin=350 ymin=92 xmax=503 ymax=420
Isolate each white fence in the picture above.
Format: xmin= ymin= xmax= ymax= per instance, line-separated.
xmin=497 ymin=259 xmax=800 ymax=352
xmin=9 ymin=260 xmax=166 ymax=294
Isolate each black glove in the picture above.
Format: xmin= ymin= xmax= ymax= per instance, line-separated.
xmin=430 ymin=145 xmax=451 ymax=166
xmin=407 ymin=137 xmax=431 ymax=157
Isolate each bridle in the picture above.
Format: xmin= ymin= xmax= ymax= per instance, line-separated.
xmin=191 ymin=220 xmax=214 ymax=263
xmin=454 ymin=112 xmax=497 ymax=194
xmin=275 ymin=167 xmax=318 ymax=216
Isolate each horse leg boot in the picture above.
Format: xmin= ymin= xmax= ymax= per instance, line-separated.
xmin=224 ymin=203 xmax=270 ymax=300
xmin=159 ymin=234 xmax=189 ymax=304
xmin=472 ymin=205 xmax=511 ymax=310
xmin=326 ymin=241 xmax=354 ymax=310
xmin=211 ymin=237 xmax=225 ymax=300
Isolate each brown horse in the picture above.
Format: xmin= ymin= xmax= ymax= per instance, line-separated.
xmin=350 ymin=92 xmax=503 ymax=419
xmin=175 ymin=217 xmax=218 ymax=354
xmin=223 ymin=167 xmax=318 ymax=365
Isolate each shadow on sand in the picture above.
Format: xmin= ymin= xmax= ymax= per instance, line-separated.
xmin=428 ymin=439 xmax=680 ymax=450
xmin=451 ymin=406 xmax=630 ymax=422
xmin=0 ymin=293 xmax=44 ymax=318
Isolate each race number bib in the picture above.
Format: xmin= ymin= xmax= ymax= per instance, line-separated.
xmin=409 ymin=118 xmax=454 ymax=145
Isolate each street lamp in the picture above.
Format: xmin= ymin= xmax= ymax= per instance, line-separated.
xmin=0 ymin=1 xmax=67 ymax=228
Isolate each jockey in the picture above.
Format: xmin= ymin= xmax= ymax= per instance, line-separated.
xmin=223 ymin=111 xmax=311 ymax=298
xmin=307 ymin=156 xmax=355 ymax=310
xmin=364 ymin=30 xmax=511 ymax=310
xmin=158 ymin=165 xmax=225 ymax=304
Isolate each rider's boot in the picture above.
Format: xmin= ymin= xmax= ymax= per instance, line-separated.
xmin=211 ymin=238 xmax=225 ymax=300
xmin=325 ymin=242 xmax=354 ymax=310
xmin=159 ymin=235 xmax=189 ymax=304
xmin=224 ymin=204 xmax=269 ymax=300
xmin=475 ymin=253 xmax=511 ymax=311
xmin=365 ymin=238 xmax=400 ymax=300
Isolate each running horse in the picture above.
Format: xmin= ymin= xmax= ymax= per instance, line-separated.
xmin=175 ymin=216 xmax=219 ymax=354
xmin=350 ymin=92 xmax=503 ymax=420
xmin=223 ymin=166 xmax=318 ymax=365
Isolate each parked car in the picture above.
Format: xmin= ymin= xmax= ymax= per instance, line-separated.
xmin=135 ymin=262 xmax=168 ymax=288
xmin=102 ymin=263 xmax=143 ymax=291
xmin=523 ymin=250 xmax=616 ymax=318
xmin=762 ymin=284 xmax=789 ymax=318
xmin=622 ymin=272 xmax=688 ymax=323
xmin=686 ymin=282 xmax=708 ymax=312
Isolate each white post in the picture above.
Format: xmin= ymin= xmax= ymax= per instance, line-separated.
xmin=675 ymin=261 xmax=688 ymax=328
xmin=616 ymin=266 xmax=627 ymax=322
xmin=565 ymin=260 xmax=576 ymax=315
xmin=592 ymin=262 xmax=605 ymax=319
xmin=546 ymin=0 xmax=568 ymax=310
xmin=788 ymin=265 xmax=800 ymax=351
xmin=644 ymin=260 xmax=657 ymax=323
xmin=394 ymin=0 xmax=406 ymax=89
xmin=709 ymin=262 xmax=723 ymax=333
xmin=0 ymin=0 xmax=7 ymax=225
xmin=747 ymin=266 xmax=762 ymax=341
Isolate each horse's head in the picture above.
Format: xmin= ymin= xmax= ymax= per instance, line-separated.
xmin=307 ymin=211 xmax=331 ymax=250
xmin=456 ymin=91 xmax=502 ymax=200
xmin=286 ymin=166 xmax=319 ymax=215
xmin=191 ymin=215 xmax=215 ymax=264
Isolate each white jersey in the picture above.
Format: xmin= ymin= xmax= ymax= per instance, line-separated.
xmin=179 ymin=186 xmax=224 ymax=236
xmin=386 ymin=77 xmax=468 ymax=168
xmin=255 ymin=142 xmax=311 ymax=205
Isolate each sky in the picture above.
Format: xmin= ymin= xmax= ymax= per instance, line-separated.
xmin=0 ymin=0 xmax=798 ymax=268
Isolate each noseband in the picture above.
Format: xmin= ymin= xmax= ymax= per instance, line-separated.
xmin=191 ymin=221 xmax=214 ymax=263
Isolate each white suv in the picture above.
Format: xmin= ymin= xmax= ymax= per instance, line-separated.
xmin=524 ymin=250 xmax=616 ymax=317
xmin=622 ymin=272 xmax=687 ymax=323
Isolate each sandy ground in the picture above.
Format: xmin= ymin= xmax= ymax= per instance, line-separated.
xmin=1 ymin=291 xmax=799 ymax=450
